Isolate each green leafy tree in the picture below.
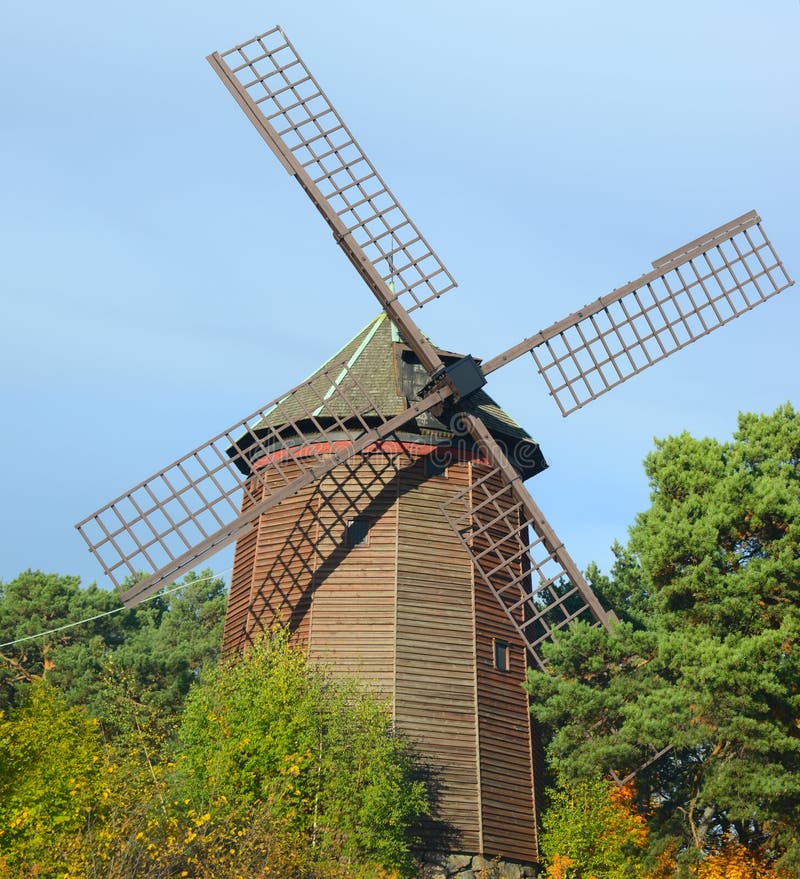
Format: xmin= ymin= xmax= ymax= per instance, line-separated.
xmin=0 ymin=637 xmax=412 ymax=879
xmin=0 ymin=681 xmax=108 ymax=877
xmin=527 ymin=405 xmax=800 ymax=872
xmin=0 ymin=570 xmax=121 ymax=711
xmin=0 ymin=587 xmax=424 ymax=877
xmin=175 ymin=628 xmax=429 ymax=876
xmin=0 ymin=568 xmax=226 ymax=729
xmin=540 ymin=777 xmax=650 ymax=879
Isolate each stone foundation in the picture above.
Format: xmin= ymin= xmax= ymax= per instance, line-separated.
xmin=419 ymin=851 xmax=539 ymax=879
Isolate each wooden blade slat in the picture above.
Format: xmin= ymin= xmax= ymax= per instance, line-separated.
xmin=76 ymin=359 xmax=452 ymax=605
xmin=207 ymin=26 xmax=456 ymax=329
xmin=441 ymin=413 xmax=610 ymax=669
xmin=482 ymin=212 xmax=794 ymax=415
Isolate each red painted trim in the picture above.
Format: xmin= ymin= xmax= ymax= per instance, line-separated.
xmin=251 ymin=439 xmax=489 ymax=471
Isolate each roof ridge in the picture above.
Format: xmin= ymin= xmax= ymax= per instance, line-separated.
xmin=312 ymin=313 xmax=387 ymax=416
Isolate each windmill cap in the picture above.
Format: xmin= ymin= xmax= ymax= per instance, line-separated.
xmin=229 ymin=314 xmax=546 ymax=480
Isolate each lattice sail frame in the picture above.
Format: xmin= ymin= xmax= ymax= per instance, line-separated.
xmin=441 ymin=464 xmax=607 ymax=670
xmin=484 ymin=211 xmax=794 ymax=415
xmin=77 ymin=358 xmax=449 ymax=606
xmin=208 ymin=26 xmax=456 ymax=315
xmin=440 ymin=459 xmax=680 ymax=784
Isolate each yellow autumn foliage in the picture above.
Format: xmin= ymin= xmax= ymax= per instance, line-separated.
xmin=695 ymin=841 xmax=793 ymax=879
xmin=541 ymin=777 xmax=651 ymax=879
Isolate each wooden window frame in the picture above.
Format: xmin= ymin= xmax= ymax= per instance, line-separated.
xmin=493 ymin=638 xmax=511 ymax=672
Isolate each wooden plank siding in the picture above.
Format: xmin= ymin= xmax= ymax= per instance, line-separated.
xmin=222 ymin=477 xmax=262 ymax=654
xmin=395 ymin=458 xmax=482 ymax=853
xmin=224 ymin=450 xmax=539 ymax=865
xmin=245 ymin=459 xmax=320 ymax=646
xmin=307 ymin=453 xmax=399 ymax=693
xmin=472 ymin=464 xmax=538 ymax=863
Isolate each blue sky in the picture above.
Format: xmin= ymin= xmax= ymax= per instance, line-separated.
xmin=2 ymin=1 xmax=798 ymax=593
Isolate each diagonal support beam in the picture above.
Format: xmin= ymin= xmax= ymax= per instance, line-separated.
xmin=462 ymin=413 xmax=610 ymax=627
xmin=441 ymin=412 xmax=611 ymax=669
xmin=207 ymin=27 xmax=453 ymax=376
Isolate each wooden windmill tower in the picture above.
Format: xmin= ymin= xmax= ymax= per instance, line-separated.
xmin=221 ymin=311 xmax=552 ymax=863
xmin=77 ymin=25 xmax=793 ymax=871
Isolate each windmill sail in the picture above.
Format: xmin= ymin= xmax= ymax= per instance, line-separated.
xmin=441 ymin=412 xmax=611 ymax=668
xmin=207 ymin=26 xmax=455 ymax=374
xmin=442 ymin=465 xmax=608 ymax=670
xmin=482 ymin=211 xmax=793 ymax=415
xmin=77 ymin=355 xmax=452 ymax=605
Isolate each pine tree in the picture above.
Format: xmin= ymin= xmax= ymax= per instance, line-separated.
xmin=527 ymin=405 xmax=800 ymax=872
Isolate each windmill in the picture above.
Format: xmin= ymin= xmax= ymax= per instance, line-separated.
xmin=76 ymin=25 xmax=793 ymax=872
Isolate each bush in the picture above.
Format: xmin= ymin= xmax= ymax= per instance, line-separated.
xmin=173 ymin=628 xmax=429 ymax=876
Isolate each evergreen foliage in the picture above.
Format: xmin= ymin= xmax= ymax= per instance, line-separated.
xmin=0 ymin=568 xmax=226 ymax=725
xmin=0 ymin=570 xmax=119 ymax=712
xmin=527 ymin=405 xmax=800 ymax=873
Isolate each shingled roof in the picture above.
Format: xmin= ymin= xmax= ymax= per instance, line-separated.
xmin=238 ymin=313 xmax=546 ymax=479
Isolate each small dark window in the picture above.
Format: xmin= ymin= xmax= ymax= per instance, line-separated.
xmin=425 ymin=452 xmax=449 ymax=478
xmin=493 ymin=639 xmax=510 ymax=672
xmin=345 ymin=517 xmax=370 ymax=548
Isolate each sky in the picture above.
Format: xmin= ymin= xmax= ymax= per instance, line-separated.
xmin=1 ymin=0 xmax=798 ymax=597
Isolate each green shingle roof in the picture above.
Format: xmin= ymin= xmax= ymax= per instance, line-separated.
xmin=243 ymin=313 xmax=546 ymax=478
